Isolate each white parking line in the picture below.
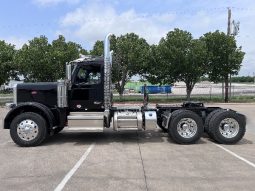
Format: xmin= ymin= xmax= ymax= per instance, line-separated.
xmin=213 ymin=143 xmax=255 ymax=168
xmin=54 ymin=143 xmax=95 ymax=191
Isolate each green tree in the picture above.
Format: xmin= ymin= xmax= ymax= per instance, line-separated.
xmin=144 ymin=44 xmax=172 ymax=85
xmin=202 ymin=31 xmax=245 ymax=102
xmin=15 ymin=36 xmax=52 ymax=82
xmin=146 ymin=29 xmax=208 ymax=100
xmin=90 ymin=34 xmax=147 ymax=98
xmin=0 ymin=40 xmax=16 ymax=86
xmin=15 ymin=35 xmax=87 ymax=82
xmin=182 ymin=39 xmax=208 ymax=100
xmin=90 ymin=35 xmax=117 ymax=56
xmin=112 ymin=33 xmax=150 ymax=98
xmin=51 ymin=35 xmax=87 ymax=80
xmin=90 ymin=40 xmax=104 ymax=56
xmin=231 ymin=76 xmax=254 ymax=83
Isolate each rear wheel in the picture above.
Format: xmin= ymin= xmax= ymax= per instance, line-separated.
xmin=168 ymin=110 xmax=204 ymax=144
xmin=208 ymin=110 xmax=246 ymax=144
xmin=10 ymin=112 xmax=48 ymax=147
xmin=204 ymin=109 xmax=223 ymax=133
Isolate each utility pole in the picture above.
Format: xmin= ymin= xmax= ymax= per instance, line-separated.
xmin=227 ymin=8 xmax=231 ymax=35
xmin=225 ymin=7 xmax=232 ymax=103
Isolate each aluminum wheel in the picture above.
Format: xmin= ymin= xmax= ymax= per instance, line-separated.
xmin=219 ymin=118 xmax=239 ymax=138
xmin=177 ymin=118 xmax=198 ymax=138
xmin=17 ymin=119 xmax=39 ymax=141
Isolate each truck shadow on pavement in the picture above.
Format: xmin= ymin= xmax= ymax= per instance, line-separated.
xmin=202 ymin=132 xmax=253 ymax=145
xmin=237 ymin=138 xmax=253 ymax=144
xmin=44 ymin=130 xmax=165 ymax=146
xmin=43 ymin=130 xmax=209 ymax=146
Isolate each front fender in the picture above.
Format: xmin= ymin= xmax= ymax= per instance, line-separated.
xmin=4 ymin=102 xmax=56 ymax=130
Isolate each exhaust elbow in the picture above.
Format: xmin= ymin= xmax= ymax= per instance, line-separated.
xmin=104 ymin=33 xmax=112 ymax=62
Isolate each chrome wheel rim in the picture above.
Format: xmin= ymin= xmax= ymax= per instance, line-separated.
xmin=17 ymin=119 xmax=39 ymax=141
xmin=219 ymin=118 xmax=239 ymax=138
xmin=177 ymin=118 xmax=198 ymax=138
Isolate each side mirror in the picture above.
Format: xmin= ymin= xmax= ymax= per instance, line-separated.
xmin=66 ymin=63 xmax=72 ymax=81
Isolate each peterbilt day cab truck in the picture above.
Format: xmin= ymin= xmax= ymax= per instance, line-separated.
xmin=4 ymin=34 xmax=246 ymax=147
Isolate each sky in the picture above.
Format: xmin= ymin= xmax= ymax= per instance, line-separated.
xmin=0 ymin=0 xmax=254 ymax=76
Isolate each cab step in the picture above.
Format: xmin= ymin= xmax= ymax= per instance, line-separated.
xmin=67 ymin=112 xmax=104 ymax=132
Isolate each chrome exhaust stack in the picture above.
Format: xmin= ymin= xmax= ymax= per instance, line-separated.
xmin=104 ymin=33 xmax=112 ymax=127
xmin=104 ymin=33 xmax=112 ymax=111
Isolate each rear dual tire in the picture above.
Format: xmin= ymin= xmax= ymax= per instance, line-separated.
xmin=207 ymin=110 xmax=246 ymax=144
xmin=204 ymin=109 xmax=224 ymax=133
xmin=168 ymin=110 xmax=204 ymax=144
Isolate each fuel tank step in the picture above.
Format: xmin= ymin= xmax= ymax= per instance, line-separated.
xmin=65 ymin=127 xmax=104 ymax=132
xmin=67 ymin=112 xmax=104 ymax=132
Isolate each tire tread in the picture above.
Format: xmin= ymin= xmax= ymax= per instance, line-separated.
xmin=10 ymin=112 xmax=48 ymax=147
xmin=208 ymin=110 xmax=246 ymax=144
xmin=169 ymin=110 xmax=204 ymax=144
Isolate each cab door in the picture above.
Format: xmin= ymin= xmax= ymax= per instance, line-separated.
xmin=69 ymin=63 xmax=104 ymax=111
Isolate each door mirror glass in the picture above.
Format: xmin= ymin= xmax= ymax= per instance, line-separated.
xmin=66 ymin=64 xmax=72 ymax=81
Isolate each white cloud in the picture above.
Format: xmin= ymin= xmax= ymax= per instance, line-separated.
xmin=59 ymin=2 xmax=176 ymax=47
xmin=57 ymin=1 xmax=255 ymax=75
xmin=1 ymin=36 xmax=28 ymax=49
xmin=33 ymin=0 xmax=80 ymax=6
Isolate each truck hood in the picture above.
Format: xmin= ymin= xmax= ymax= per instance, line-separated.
xmin=16 ymin=82 xmax=58 ymax=107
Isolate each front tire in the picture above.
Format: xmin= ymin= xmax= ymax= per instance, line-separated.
xmin=10 ymin=112 xmax=48 ymax=147
xmin=168 ymin=110 xmax=204 ymax=144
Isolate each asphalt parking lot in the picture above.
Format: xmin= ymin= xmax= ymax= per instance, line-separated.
xmin=1 ymin=103 xmax=255 ymax=191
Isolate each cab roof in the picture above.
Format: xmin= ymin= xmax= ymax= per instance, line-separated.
xmin=70 ymin=55 xmax=104 ymax=64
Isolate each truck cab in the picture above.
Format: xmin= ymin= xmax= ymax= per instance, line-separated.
xmin=69 ymin=57 xmax=105 ymax=112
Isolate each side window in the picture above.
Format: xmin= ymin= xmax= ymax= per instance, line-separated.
xmin=77 ymin=68 xmax=87 ymax=83
xmin=75 ymin=66 xmax=101 ymax=85
xmin=88 ymin=71 xmax=101 ymax=84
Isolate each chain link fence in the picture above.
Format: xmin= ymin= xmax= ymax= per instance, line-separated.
xmin=114 ymin=82 xmax=255 ymax=102
xmin=172 ymin=83 xmax=255 ymax=98
xmin=1 ymin=82 xmax=255 ymax=104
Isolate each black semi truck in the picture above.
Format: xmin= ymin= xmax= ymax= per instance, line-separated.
xmin=3 ymin=34 xmax=246 ymax=147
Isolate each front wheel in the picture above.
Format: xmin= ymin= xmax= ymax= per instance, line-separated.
xmin=168 ymin=110 xmax=204 ymax=144
xmin=10 ymin=112 xmax=48 ymax=147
